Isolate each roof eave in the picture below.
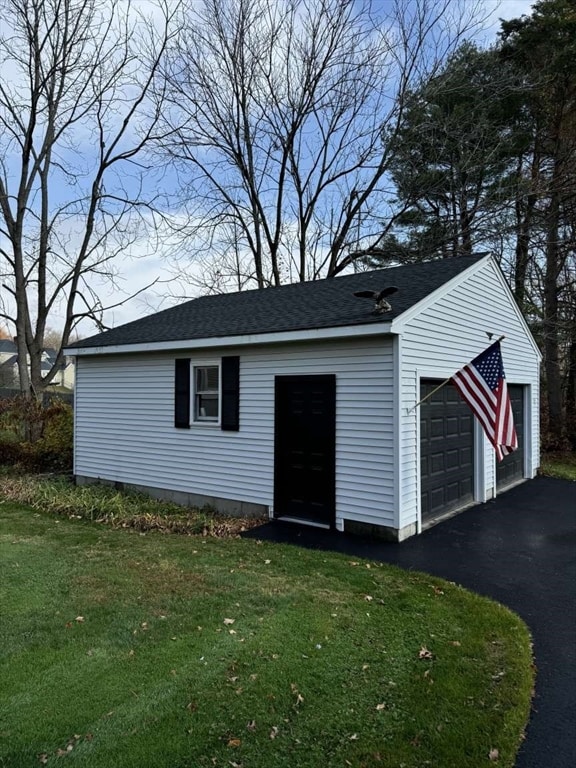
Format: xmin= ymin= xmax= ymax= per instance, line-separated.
xmin=65 ymin=321 xmax=394 ymax=356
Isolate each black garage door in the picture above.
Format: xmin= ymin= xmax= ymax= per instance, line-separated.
xmin=496 ymin=384 xmax=525 ymax=489
xmin=420 ymin=380 xmax=474 ymax=522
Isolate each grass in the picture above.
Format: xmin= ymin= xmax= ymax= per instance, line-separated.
xmin=540 ymin=451 xmax=576 ymax=481
xmin=0 ymin=502 xmax=533 ymax=768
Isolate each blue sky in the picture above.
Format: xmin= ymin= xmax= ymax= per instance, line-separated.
xmin=0 ymin=0 xmax=537 ymax=340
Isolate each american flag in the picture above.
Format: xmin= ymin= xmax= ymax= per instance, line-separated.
xmin=452 ymin=341 xmax=518 ymax=462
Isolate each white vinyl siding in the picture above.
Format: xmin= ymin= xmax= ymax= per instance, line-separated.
xmin=74 ymin=337 xmax=395 ymax=528
xmin=398 ymin=259 xmax=540 ymax=529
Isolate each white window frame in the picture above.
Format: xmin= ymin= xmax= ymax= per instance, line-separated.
xmin=192 ymin=361 xmax=221 ymax=425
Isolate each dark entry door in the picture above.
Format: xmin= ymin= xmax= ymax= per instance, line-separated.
xmin=274 ymin=375 xmax=336 ymax=527
xmin=496 ymin=384 xmax=525 ymax=488
xmin=420 ymin=380 xmax=474 ymax=523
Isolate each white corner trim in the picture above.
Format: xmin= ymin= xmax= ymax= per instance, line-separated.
xmin=393 ymin=334 xmax=403 ymax=531
xmin=415 ymin=368 xmax=423 ymax=535
xmin=390 ymin=255 xmax=491 ymax=334
xmin=65 ymin=321 xmax=393 ymax=356
xmin=523 ymin=384 xmax=533 ymax=479
xmin=474 ymin=419 xmax=487 ymax=503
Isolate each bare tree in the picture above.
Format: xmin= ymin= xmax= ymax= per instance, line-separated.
xmin=0 ymin=0 xmax=178 ymax=394
xmin=154 ymin=0 xmax=483 ymax=292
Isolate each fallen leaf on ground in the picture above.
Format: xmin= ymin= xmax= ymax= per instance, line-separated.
xmin=364 ymin=595 xmax=373 ymax=602
xmin=224 ymin=618 xmax=235 ymax=625
xmin=376 ymin=703 xmax=386 ymax=711
xmin=418 ymin=646 xmax=434 ymax=660
xmin=349 ymin=733 xmax=359 ymax=741
xmin=269 ymin=726 xmax=279 ymax=739
xmin=38 ymin=755 xmax=48 ymax=765
xmin=246 ymin=720 xmax=256 ymax=731
xmin=227 ymin=738 xmax=241 ymax=747
xmin=489 ymin=748 xmax=500 ymax=761
xmin=75 ymin=616 xmax=84 ymax=623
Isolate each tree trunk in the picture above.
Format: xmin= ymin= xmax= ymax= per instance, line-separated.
xmin=543 ymin=171 xmax=564 ymax=441
xmin=566 ymin=305 xmax=576 ymax=449
xmin=513 ymin=150 xmax=539 ymax=309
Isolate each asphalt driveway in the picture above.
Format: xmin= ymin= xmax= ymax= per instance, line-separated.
xmin=244 ymin=476 xmax=576 ymax=768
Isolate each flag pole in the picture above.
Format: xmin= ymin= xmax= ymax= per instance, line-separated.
xmin=407 ymin=335 xmax=506 ymax=414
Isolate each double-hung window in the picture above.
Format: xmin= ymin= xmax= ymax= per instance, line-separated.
xmin=174 ymin=356 xmax=239 ymax=431
xmin=194 ymin=364 xmax=219 ymax=422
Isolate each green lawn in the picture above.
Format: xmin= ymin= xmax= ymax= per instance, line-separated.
xmin=540 ymin=451 xmax=576 ymax=481
xmin=0 ymin=504 xmax=533 ymax=768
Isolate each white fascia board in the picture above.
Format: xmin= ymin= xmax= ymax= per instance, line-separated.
xmin=65 ymin=321 xmax=393 ymax=356
xmin=390 ymin=254 xmax=491 ymax=334
xmin=390 ymin=254 xmax=542 ymax=360
xmin=490 ymin=259 xmax=542 ymax=360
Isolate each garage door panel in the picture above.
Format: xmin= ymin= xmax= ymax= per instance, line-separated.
xmin=421 ymin=454 xmax=429 ymax=475
xmin=496 ymin=385 xmax=525 ymax=488
xmin=420 ymin=380 xmax=474 ymax=522
xmin=430 ymin=451 xmax=445 ymax=474
xmin=446 ymin=416 xmax=459 ymax=436
xmin=429 ymin=487 xmax=445 ymax=511
xmin=445 ymin=448 xmax=461 ymax=470
xmin=431 ymin=417 xmax=444 ymax=438
xmin=446 ymin=481 xmax=463 ymax=504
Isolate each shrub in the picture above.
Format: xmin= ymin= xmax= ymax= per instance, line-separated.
xmin=31 ymin=400 xmax=74 ymax=470
xmin=0 ymin=396 xmax=73 ymax=471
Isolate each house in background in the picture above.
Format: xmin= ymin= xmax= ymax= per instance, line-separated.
xmin=0 ymin=340 xmax=18 ymax=388
xmin=0 ymin=339 xmax=17 ymax=359
xmin=66 ymin=255 xmax=541 ymax=541
xmin=0 ymin=339 xmax=75 ymax=391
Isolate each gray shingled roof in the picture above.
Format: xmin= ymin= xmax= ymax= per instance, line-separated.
xmin=0 ymin=339 xmax=17 ymax=352
xmin=72 ymin=256 xmax=485 ymax=350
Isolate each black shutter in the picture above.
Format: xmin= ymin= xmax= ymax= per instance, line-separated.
xmin=221 ymin=356 xmax=240 ymax=431
xmin=174 ymin=358 xmax=191 ymax=428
